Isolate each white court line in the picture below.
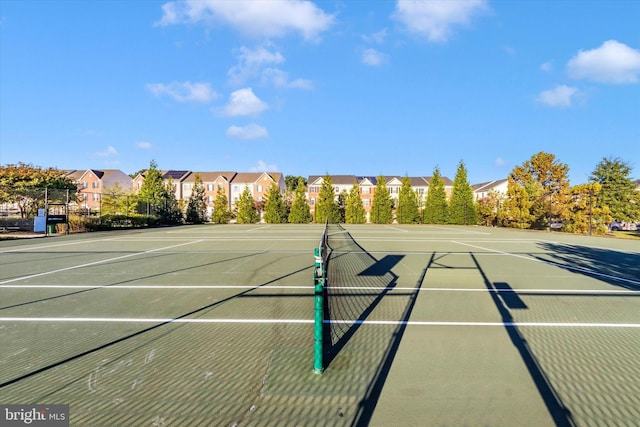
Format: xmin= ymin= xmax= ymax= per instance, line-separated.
xmin=0 ymin=237 xmax=117 ymax=253
xmin=420 ymin=226 xmax=490 ymax=235
xmin=0 ymin=285 xmax=314 ymax=289
xmin=453 ymin=241 xmax=640 ymax=287
xmin=0 ymin=317 xmax=638 ymax=328
xmin=1 ymin=285 xmax=637 ymax=295
xmin=0 ymin=240 xmax=204 ymax=285
xmin=383 ymin=226 xmax=409 ymax=233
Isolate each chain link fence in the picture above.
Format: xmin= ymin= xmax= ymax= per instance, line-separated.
xmin=0 ymin=186 xmax=175 ymax=234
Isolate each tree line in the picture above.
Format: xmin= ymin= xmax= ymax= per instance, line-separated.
xmin=1 ymin=153 xmax=638 ymax=234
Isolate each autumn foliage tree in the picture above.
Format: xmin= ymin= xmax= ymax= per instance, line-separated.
xmin=0 ymin=163 xmax=76 ymax=218
xmin=509 ymin=152 xmax=570 ymax=229
xmin=564 ymin=183 xmax=611 ymax=234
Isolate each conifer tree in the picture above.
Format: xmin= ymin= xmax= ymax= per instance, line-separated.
xmin=158 ymin=178 xmax=183 ymax=224
xmin=448 ymin=161 xmax=477 ymax=225
xmin=396 ymin=176 xmax=421 ymax=224
xmin=423 ymin=167 xmax=448 ymax=224
xmin=337 ymin=190 xmax=347 ymax=223
xmin=288 ymin=178 xmax=312 ymax=223
xmin=211 ymin=187 xmax=231 ymax=224
xmin=590 ymin=157 xmax=640 ymax=222
xmin=263 ymin=184 xmax=288 ymax=223
xmin=236 ymin=186 xmax=260 ymax=224
xmin=371 ymin=176 xmax=393 ymax=224
xmin=138 ymin=160 xmax=166 ymax=216
xmin=345 ymin=182 xmax=366 ymax=224
xmin=185 ymin=174 xmax=208 ymax=224
xmin=315 ymin=174 xmax=340 ymax=223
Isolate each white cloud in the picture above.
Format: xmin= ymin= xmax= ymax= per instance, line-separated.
xmin=567 ymin=40 xmax=640 ymax=84
xmin=362 ymin=48 xmax=389 ymax=66
xmin=156 ymin=0 xmax=334 ymax=41
xmin=393 ymin=0 xmax=488 ymax=42
xmin=96 ymin=146 xmax=118 ymax=157
xmin=362 ymin=28 xmax=388 ymax=44
xmin=147 ymin=81 xmax=217 ymax=103
xmin=537 ymin=85 xmax=579 ymax=107
xmin=136 ymin=141 xmax=153 ymax=149
xmin=227 ymin=44 xmax=312 ymax=89
xmin=250 ymin=160 xmax=278 ymax=172
xmin=540 ymin=62 xmax=553 ymax=72
xmin=228 ymin=45 xmax=285 ymax=86
xmin=261 ymin=68 xmax=313 ymax=89
xmin=226 ymin=123 xmax=269 ymax=140
xmin=220 ymin=88 xmax=269 ymax=117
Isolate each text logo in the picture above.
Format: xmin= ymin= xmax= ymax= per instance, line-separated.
xmin=0 ymin=405 xmax=69 ymax=426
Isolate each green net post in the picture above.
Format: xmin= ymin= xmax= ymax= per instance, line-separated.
xmin=313 ymin=246 xmax=324 ymax=374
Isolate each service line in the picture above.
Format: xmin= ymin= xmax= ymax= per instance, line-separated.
xmin=0 ymin=240 xmax=204 ymax=285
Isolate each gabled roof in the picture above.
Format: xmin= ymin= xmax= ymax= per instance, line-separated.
xmin=79 ymin=169 xmax=125 ymax=180
xmin=471 ymin=179 xmax=508 ymax=192
xmin=357 ymin=176 xmax=377 ymax=185
xmin=184 ymin=172 xmax=236 ymax=183
xmin=422 ymin=176 xmax=453 ymax=186
xmin=384 ymin=176 xmax=403 ymax=186
xmin=307 ymin=175 xmax=358 ymax=186
xmin=62 ymin=170 xmax=84 ymax=181
xmin=232 ymin=172 xmax=282 ymax=184
xmin=162 ymin=170 xmax=191 ymax=181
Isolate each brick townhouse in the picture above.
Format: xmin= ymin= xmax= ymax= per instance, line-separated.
xmin=306 ymin=175 xmax=454 ymax=221
xmin=181 ymin=171 xmax=237 ymax=215
xmin=64 ymin=169 xmax=133 ymax=212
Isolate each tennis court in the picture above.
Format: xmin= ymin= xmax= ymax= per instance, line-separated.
xmin=1 ymin=224 xmax=639 ymax=426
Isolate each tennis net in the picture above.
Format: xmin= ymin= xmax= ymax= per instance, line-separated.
xmin=314 ymin=224 xmax=398 ymax=372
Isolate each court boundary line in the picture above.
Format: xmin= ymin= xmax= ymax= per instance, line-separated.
xmin=0 ymin=240 xmax=204 ymax=285
xmin=1 ymin=317 xmax=639 ymax=328
xmin=453 ymin=241 xmax=640 ymax=286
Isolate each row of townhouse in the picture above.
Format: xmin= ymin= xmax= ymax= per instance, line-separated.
xmin=63 ymin=169 xmax=285 ymax=215
xmin=61 ymin=168 xmax=511 ymax=218
xmin=306 ymin=175 xmax=457 ymax=221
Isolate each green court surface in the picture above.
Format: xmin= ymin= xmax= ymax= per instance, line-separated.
xmin=1 ymin=224 xmax=639 ymax=426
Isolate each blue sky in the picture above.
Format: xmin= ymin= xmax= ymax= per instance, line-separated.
xmin=1 ymin=0 xmax=639 ymax=184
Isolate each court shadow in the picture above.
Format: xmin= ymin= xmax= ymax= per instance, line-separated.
xmin=534 ymin=242 xmax=640 ymax=291
xmin=470 ymin=254 xmax=575 ymax=427
xmin=495 ymin=282 xmax=528 ymax=309
xmin=350 ymin=253 xmax=430 ymax=427
xmin=358 ymin=255 xmax=404 ymax=276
